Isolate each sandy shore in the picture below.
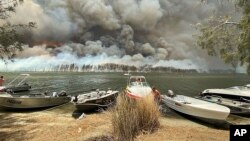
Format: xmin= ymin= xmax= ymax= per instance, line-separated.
xmin=0 ymin=106 xmax=230 ymax=141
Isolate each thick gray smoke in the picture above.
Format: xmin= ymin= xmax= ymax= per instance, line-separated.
xmin=0 ymin=0 xmax=243 ymax=72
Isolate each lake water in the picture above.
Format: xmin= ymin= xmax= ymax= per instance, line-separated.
xmin=1 ymin=72 xmax=249 ymax=96
xmin=1 ymin=72 xmax=250 ymax=124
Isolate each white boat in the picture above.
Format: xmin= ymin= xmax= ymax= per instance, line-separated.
xmin=0 ymin=74 xmax=31 ymax=93
xmin=198 ymin=95 xmax=250 ymax=115
xmin=161 ymin=91 xmax=230 ymax=123
xmin=72 ymin=89 xmax=119 ymax=112
xmin=124 ymin=72 xmax=131 ymax=76
xmin=201 ymin=84 xmax=250 ymax=102
xmin=126 ymin=76 xmax=152 ymax=99
xmin=0 ymin=91 xmax=71 ymax=110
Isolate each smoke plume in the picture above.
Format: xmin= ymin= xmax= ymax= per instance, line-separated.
xmin=0 ymin=0 xmax=241 ymax=72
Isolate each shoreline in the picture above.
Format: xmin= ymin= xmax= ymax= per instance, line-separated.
xmin=0 ymin=108 xmax=230 ymax=141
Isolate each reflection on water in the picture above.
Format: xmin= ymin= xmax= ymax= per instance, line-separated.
xmin=2 ymin=72 xmax=126 ymax=95
xmin=1 ymin=72 xmax=250 ymax=124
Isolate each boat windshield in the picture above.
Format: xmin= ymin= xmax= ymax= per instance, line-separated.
xmin=128 ymin=76 xmax=149 ymax=87
xmin=130 ymin=82 xmax=149 ymax=87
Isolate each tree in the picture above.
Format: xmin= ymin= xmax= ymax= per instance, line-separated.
xmin=196 ymin=0 xmax=250 ymax=74
xmin=0 ymin=0 xmax=35 ymax=62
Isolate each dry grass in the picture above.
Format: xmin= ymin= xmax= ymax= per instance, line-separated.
xmin=111 ymin=92 xmax=160 ymax=141
xmin=0 ymin=106 xmax=229 ymax=141
xmin=83 ymin=135 xmax=114 ymax=141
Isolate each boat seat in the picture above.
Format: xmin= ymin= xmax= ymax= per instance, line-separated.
xmin=90 ymin=92 xmax=98 ymax=98
xmin=99 ymin=91 xmax=106 ymax=96
xmin=217 ymin=98 xmax=222 ymax=103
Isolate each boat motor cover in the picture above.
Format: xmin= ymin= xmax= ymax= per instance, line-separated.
xmin=168 ymin=90 xmax=175 ymax=97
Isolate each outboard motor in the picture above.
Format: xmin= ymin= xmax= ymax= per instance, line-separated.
xmin=44 ymin=91 xmax=49 ymax=96
xmin=199 ymin=92 xmax=204 ymax=96
xmin=96 ymin=89 xmax=100 ymax=95
xmin=72 ymin=95 xmax=78 ymax=102
xmin=52 ymin=92 xmax=57 ymax=97
xmin=168 ymin=90 xmax=175 ymax=98
xmin=6 ymin=89 xmax=14 ymax=94
xmin=107 ymin=88 xmax=112 ymax=94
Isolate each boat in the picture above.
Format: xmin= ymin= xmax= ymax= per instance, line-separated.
xmin=72 ymin=89 xmax=119 ymax=112
xmin=0 ymin=91 xmax=71 ymax=110
xmin=124 ymin=72 xmax=131 ymax=76
xmin=126 ymin=76 xmax=152 ymax=99
xmin=198 ymin=95 xmax=250 ymax=115
xmin=200 ymin=84 xmax=250 ymax=102
xmin=0 ymin=74 xmax=31 ymax=93
xmin=161 ymin=90 xmax=230 ymax=123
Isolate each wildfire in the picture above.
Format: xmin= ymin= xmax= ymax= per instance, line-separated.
xmin=31 ymin=41 xmax=64 ymax=48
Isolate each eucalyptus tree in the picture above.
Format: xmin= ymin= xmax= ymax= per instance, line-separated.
xmin=0 ymin=0 xmax=35 ymax=61
xmin=196 ymin=0 xmax=250 ymax=74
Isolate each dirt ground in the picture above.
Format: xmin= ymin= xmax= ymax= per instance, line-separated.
xmin=0 ymin=107 xmax=229 ymax=141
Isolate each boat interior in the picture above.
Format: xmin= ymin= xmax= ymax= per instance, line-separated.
xmin=75 ymin=90 xmax=117 ymax=103
xmin=203 ymin=95 xmax=250 ymax=109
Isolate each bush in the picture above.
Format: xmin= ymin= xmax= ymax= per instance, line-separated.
xmin=111 ymin=91 xmax=160 ymax=141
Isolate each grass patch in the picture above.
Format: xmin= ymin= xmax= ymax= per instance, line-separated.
xmin=111 ymin=91 xmax=160 ymax=141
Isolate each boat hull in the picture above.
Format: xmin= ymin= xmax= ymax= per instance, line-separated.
xmin=198 ymin=96 xmax=250 ymax=115
xmin=224 ymin=105 xmax=250 ymax=115
xmin=75 ymin=103 xmax=111 ymax=112
xmin=0 ymin=96 xmax=71 ymax=110
xmin=202 ymin=88 xmax=250 ymax=102
xmin=74 ymin=91 xmax=118 ymax=112
xmin=170 ymin=108 xmax=229 ymax=125
xmin=126 ymin=75 xmax=152 ymax=99
xmin=162 ymin=95 xmax=230 ymax=121
xmin=126 ymin=86 xmax=152 ymax=99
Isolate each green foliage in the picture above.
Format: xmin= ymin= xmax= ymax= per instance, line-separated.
xmin=0 ymin=1 xmax=35 ymax=61
xmin=238 ymin=1 xmax=250 ymax=71
xmin=0 ymin=22 xmax=35 ymax=61
xmin=196 ymin=0 xmax=250 ymax=74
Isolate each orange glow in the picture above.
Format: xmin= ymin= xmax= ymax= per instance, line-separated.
xmin=31 ymin=41 xmax=64 ymax=48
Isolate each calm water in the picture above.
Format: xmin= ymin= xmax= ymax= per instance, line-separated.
xmin=1 ymin=72 xmax=250 ymax=124
xmin=1 ymin=72 xmax=249 ymax=96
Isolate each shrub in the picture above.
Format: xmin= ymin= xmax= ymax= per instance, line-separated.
xmin=111 ymin=91 xmax=160 ymax=141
